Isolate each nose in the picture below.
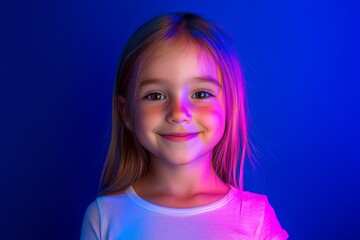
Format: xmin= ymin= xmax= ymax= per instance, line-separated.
xmin=166 ymin=97 xmax=192 ymax=124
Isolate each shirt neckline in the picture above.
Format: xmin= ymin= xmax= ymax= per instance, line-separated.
xmin=125 ymin=185 xmax=237 ymax=215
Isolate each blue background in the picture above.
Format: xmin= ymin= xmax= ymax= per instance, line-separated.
xmin=1 ymin=0 xmax=359 ymax=239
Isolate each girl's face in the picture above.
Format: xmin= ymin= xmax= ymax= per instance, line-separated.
xmin=134 ymin=43 xmax=226 ymax=167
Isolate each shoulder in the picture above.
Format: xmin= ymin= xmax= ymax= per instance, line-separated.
xmin=80 ymin=192 xmax=132 ymax=239
xmin=237 ymin=190 xmax=270 ymax=213
xmin=83 ymin=191 xmax=131 ymax=220
xmin=235 ymin=190 xmax=289 ymax=240
xmin=92 ymin=190 xmax=132 ymax=214
xmin=241 ymin=191 xmax=269 ymax=203
xmin=81 ymin=199 xmax=101 ymax=239
xmin=81 ymin=194 xmax=127 ymax=220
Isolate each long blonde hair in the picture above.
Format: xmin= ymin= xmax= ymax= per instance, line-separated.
xmin=99 ymin=12 xmax=250 ymax=196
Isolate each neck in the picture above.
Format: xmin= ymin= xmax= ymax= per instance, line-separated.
xmin=134 ymin=152 xmax=229 ymax=198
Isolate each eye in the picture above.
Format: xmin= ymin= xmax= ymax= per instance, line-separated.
xmin=144 ymin=92 xmax=166 ymax=101
xmin=192 ymin=91 xmax=214 ymax=99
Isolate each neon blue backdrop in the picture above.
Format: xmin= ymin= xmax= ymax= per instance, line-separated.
xmin=1 ymin=0 xmax=359 ymax=239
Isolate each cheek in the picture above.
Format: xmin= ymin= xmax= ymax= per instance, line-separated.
xmin=135 ymin=105 xmax=164 ymax=131
xmin=196 ymin=103 xmax=226 ymax=140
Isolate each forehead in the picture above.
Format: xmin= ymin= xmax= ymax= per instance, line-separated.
xmin=140 ymin=41 xmax=221 ymax=85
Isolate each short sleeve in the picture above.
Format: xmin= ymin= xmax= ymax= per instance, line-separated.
xmin=258 ymin=197 xmax=289 ymax=240
xmin=80 ymin=200 xmax=101 ymax=240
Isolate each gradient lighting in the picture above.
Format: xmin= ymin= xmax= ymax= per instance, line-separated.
xmin=2 ymin=1 xmax=358 ymax=239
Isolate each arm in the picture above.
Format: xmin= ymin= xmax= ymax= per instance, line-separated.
xmin=258 ymin=197 xmax=288 ymax=240
xmin=80 ymin=200 xmax=101 ymax=240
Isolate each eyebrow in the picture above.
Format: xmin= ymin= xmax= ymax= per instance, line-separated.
xmin=194 ymin=76 xmax=222 ymax=89
xmin=140 ymin=76 xmax=222 ymax=88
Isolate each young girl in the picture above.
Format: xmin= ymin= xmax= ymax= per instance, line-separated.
xmin=81 ymin=12 xmax=288 ymax=240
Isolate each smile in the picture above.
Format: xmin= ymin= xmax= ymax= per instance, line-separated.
xmin=159 ymin=132 xmax=199 ymax=142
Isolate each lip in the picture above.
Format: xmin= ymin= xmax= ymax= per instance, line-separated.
xmin=159 ymin=132 xmax=199 ymax=142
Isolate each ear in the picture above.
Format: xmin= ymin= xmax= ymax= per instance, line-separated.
xmin=117 ymin=95 xmax=132 ymax=131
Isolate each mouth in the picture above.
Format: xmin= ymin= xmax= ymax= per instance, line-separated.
xmin=158 ymin=132 xmax=200 ymax=142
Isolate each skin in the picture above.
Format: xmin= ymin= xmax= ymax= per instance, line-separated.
xmin=119 ymin=43 xmax=230 ymax=208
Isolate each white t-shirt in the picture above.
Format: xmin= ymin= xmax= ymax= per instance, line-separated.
xmin=80 ymin=186 xmax=288 ymax=240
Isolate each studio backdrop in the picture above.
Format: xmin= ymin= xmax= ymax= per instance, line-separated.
xmin=1 ymin=0 xmax=359 ymax=239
